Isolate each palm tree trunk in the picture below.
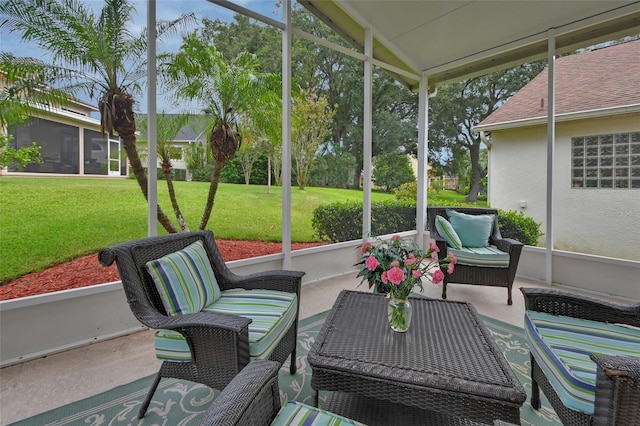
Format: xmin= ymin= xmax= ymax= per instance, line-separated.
xmin=161 ymin=161 xmax=189 ymax=232
xmin=199 ymin=159 xmax=225 ymax=230
xmin=121 ymin=137 xmax=178 ymax=233
xmin=106 ymin=92 xmax=177 ymax=233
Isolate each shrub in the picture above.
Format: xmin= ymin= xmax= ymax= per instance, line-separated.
xmin=394 ymin=181 xmax=417 ymax=201
xmin=312 ymin=199 xmax=543 ymax=246
xmin=497 ymin=209 xmax=544 ymax=246
xmin=191 ymin=164 xmax=215 ymax=182
xmin=312 ymin=200 xmax=416 ymax=242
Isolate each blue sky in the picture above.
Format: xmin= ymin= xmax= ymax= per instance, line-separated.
xmin=0 ymin=0 xmax=281 ymax=114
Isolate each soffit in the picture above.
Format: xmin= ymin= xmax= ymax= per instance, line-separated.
xmin=299 ymin=1 xmax=640 ymax=90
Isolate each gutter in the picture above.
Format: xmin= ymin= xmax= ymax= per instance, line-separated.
xmin=474 ymin=103 xmax=640 ymax=132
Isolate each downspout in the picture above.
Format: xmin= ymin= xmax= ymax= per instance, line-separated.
xmin=545 ymin=30 xmax=556 ymax=286
xmin=480 ymin=130 xmax=491 ymax=205
xmin=416 ymin=75 xmax=429 ymax=246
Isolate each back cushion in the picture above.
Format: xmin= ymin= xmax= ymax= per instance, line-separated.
xmin=435 ymin=215 xmax=462 ymax=249
xmin=146 ymin=240 xmax=221 ymax=316
xmin=446 ymin=209 xmax=494 ymax=248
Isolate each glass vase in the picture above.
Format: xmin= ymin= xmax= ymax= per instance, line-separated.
xmin=388 ymin=296 xmax=412 ymax=332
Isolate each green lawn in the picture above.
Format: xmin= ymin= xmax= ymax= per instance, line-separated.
xmin=0 ymin=177 xmax=395 ymax=282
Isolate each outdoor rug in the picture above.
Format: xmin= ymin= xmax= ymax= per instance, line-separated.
xmin=12 ymin=311 xmax=561 ymax=426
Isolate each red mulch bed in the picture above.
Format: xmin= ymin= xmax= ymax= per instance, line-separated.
xmin=0 ymin=240 xmax=324 ymax=301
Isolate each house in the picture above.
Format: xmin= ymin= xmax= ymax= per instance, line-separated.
xmin=1 ymin=94 xmax=127 ymax=177
xmin=135 ymin=115 xmax=210 ymax=180
xmin=475 ymin=39 xmax=640 ymax=261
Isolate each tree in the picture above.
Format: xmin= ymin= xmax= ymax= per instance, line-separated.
xmin=0 ymin=53 xmax=59 ymax=170
xmin=372 ymin=153 xmax=416 ymax=192
xmin=0 ymin=134 xmax=42 ymax=170
xmin=163 ymin=32 xmax=281 ymax=230
xmin=137 ymin=112 xmax=193 ymax=231
xmin=291 ymin=90 xmax=335 ymax=190
xmin=0 ymin=0 xmax=193 ymax=232
xmin=428 ymin=62 xmax=545 ymax=201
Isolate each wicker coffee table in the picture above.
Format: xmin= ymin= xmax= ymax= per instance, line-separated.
xmin=308 ymin=290 xmax=526 ymax=425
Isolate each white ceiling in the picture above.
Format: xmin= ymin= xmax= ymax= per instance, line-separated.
xmin=300 ymin=1 xmax=640 ymax=89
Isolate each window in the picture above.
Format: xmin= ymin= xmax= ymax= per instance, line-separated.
xmin=571 ymin=131 xmax=640 ymax=189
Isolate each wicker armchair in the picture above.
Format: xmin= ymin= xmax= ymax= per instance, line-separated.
xmin=521 ymin=287 xmax=640 ymax=425
xmin=99 ymin=230 xmax=304 ymax=419
xmin=427 ymin=207 xmax=523 ymax=305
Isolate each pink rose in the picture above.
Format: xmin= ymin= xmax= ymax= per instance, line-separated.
xmin=431 ymin=251 xmax=438 ymax=261
xmin=412 ymin=270 xmax=421 ymax=278
xmin=448 ymin=252 xmax=456 ymax=264
xmin=365 ymin=256 xmax=380 ymax=271
xmin=448 ymin=263 xmax=455 ymax=274
xmin=381 ymin=271 xmax=388 ymax=284
xmin=391 ymin=235 xmax=401 ymax=241
xmin=360 ymin=242 xmax=372 ymax=254
xmin=386 ymin=267 xmax=405 ymax=285
xmin=390 ymin=260 xmax=400 ymax=268
xmin=429 ymin=242 xmax=439 ymax=252
xmin=432 ymin=269 xmax=445 ymax=284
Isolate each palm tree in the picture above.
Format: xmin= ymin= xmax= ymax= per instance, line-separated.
xmin=163 ymin=32 xmax=280 ymax=230
xmin=0 ymin=0 xmax=194 ymax=233
xmin=137 ymin=112 xmax=193 ymax=231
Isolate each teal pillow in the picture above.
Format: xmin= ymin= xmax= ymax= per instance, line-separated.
xmin=446 ymin=210 xmax=494 ymax=248
xmin=435 ymin=215 xmax=462 ymax=249
xmin=146 ymin=240 xmax=221 ymax=316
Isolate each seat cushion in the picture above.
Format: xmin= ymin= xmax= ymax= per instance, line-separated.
xmin=446 ymin=209 xmax=494 ymax=248
xmin=146 ymin=240 xmax=221 ymax=315
xmin=435 ymin=215 xmax=462 ymax=249
xmin=272 ymin=401 xmax=365 ymax=426
xmin=154 ymin=289 xmax=297 ymax=362
xmin=525 ymin=311 xmax=640 ymax=415
xmin=447 ymin=245 xmax=510 ymax=267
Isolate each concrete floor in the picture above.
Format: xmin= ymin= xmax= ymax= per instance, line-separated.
xmin=0 ymin=275 xmax=601 ymax=425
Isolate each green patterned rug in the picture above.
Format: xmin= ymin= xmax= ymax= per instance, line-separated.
xmin=12 ymin=311 xmax=560 ymax=425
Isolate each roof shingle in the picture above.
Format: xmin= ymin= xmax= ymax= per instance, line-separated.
xmin=477 ymin=39 xmax=640 ymax=128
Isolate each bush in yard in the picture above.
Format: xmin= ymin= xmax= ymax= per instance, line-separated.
xmin=497 ymin=209 xmax=544 ymax=246
xmin=312 ymin=200 xmax=416 ymax=242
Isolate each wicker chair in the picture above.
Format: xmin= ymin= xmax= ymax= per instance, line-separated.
xmin=427 ymin=207 xmax=523 ymax=305
xmin=521 ymin=287 xmax=640 ymax=425
xmin=198 ymin=359 xmax=515 ymax=426
xmin=98 ymin=230 xmax=304 ymax=419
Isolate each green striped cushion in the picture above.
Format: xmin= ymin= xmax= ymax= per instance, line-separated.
xmin=273 ymin=401 xmax=365 ymax=425
xmin=448 ymin=245 xmax=510 ymax=267
xmin=154 ymin=288 xmax=297 ymax=362
xmin=525 ymin=311 xmax=640 ymax=414
xmin=435 ymin=215 xmax=462 ymax=249
xmin=146 ymin=240 xmax=221 ymax=316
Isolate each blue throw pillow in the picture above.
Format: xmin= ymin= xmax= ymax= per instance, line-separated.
xmin=446 ymin=210 xmax=494 ymax=248
xmin=435 ymin=215 xmax=462 ymax=249
xmin=146 ymin=240 xmax=221 ymax=316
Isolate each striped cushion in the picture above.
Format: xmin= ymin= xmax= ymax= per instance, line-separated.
xmin=435 ymin=215 xmax=462 ymax=249
xmin=146 ymin=240 xmax=220 ymax=316
xmin=273 ymin=401 xmax=365 ymax=426
xmin=525 ymin=311 xmax=640 ymax=414
xmin=154 ymin=289 xmax=297 ymax=362
xmin=447 ymin=245 xmax=510 ymax=267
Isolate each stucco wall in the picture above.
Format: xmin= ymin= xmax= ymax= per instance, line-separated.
xmin=488 ymin=114 xmax=640 ymax=261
